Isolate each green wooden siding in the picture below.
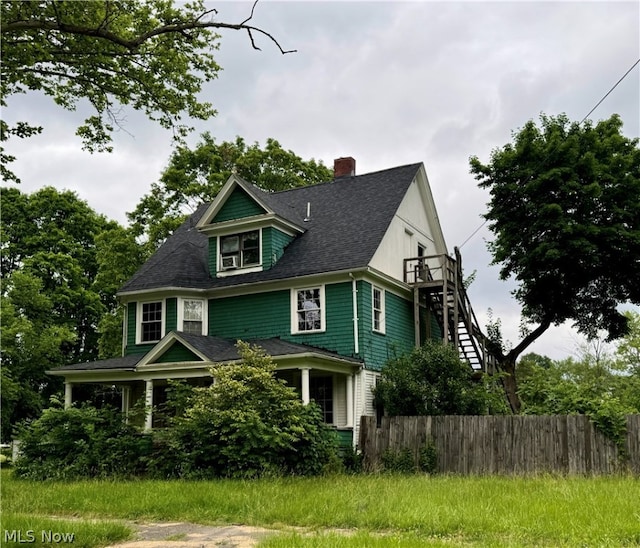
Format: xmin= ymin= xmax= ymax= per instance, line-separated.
xmin=166 ymin=297 xmax=177 ymax=332
xmin=155 ymin=342 xmax=201 ymax=363
xmin=213 ymin=187 xmax=265 ymax=223
xmin=357 ymin=281 xmax=415 ymax=371
xmin=126 ymin=302 xmax=137 ymax=350
xmin=262 ymin=227 xmax=294 ymax=269
xmin=335 ymin=429 xmax=354 ymax=449
xmin=209 ymin=282 xmax=357 ymax=357
xmin=210 ymin=290 xmax=290 ymax=340
xmin=290 ymin=283 xmax=355 ymax=357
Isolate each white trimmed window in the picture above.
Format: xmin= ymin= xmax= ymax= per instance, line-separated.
xmin=292 ymin=286 xmax=325 ymax=333
xmin=372 ymin=286 xmax=385 ymax=333
xmin=179 ymin=299 xmax=206 ymax=335
xmin=139 ymin=301 xmax=163 ymax=343
xmin=219 ymin=230 xmax=260 ymax=270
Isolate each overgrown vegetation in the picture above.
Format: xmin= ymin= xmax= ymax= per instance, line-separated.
xmin=374 ymin=341 xmax=507 ymax=416
xmin=380 ymin=439 xmax=438 ymax=475
xmin=4 ymin=471 xmax=639 ymax=546
xmin=517 ymin=335 xmax=640 ymax=457
xmin=13 ymin=342 xmax=341 ymax=480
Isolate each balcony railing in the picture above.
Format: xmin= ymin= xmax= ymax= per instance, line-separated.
xmin=403 ymin=253 xmax=457 ymax=285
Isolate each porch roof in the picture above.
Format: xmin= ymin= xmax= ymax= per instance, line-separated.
xmin=49 ymin=334 xmax=362 ymax=374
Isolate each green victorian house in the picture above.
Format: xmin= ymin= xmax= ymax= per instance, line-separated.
xmin=49 ymin=157 xmax=492 ymax=446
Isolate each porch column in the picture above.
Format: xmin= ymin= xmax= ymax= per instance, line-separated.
xmin=300 ymin=367 xmax=310 ymax=405
xmin=64 ymin=382 xmax=73 ymax=409
xmin=346 ymin=374 xmax=354 ymax=428
xmin=144 ymin=379 xmax=154 ymax=431
xmin=121 ymin=386 xmax=131 ymax=416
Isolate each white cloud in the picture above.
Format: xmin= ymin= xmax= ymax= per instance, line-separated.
xmin=3 ymin=0 xmax=638 ymax=360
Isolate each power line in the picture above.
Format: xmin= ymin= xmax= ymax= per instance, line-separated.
xmin=459 ymin=57 xmax=640 ymax=250
xmin=580 ymin=57 xmax=640 ymax=124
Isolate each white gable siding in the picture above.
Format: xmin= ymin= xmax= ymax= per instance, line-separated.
xmin=370 ymin=174 xmax=444 ymax=282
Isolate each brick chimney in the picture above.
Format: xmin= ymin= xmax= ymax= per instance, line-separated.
xmin=334 ymin=157 xmax=356 ymax=178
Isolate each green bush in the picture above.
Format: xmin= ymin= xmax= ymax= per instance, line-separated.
xmin=159 ymin=341 xmax=341 ymax=479
xmin=13 ymin=403 xmax=151 ymax=480
xmin=374 ymin=341 xmax=497 ymax=416
xmin=14 ymin=342 xmax=343 ymax=480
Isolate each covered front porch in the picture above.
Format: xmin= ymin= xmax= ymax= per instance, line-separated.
xmin=50 ymin=332 xmax=363 ymax=446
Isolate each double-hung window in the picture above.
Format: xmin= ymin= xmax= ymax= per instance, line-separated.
xmin=180 ymin=299 xmax=205 ymax=335
xmin=220 ymin=230 xmax=260 ymax=270
xmin=292 ymin=286 xmax=325 ymax=333
xmin=140 ymin=301 xmax=163 ymax=342
xmin=372 ymin=286 xmax=385 ymax=333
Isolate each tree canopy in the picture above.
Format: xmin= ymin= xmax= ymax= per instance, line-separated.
xmin=470 ymin=113 xmax=640 ymax=412
xmin=128 ymin=134 xmax=333 ymax=250
xmin=0 ymin=0 xmax=293 ymax=182
xmin=0 ymin=186 xmax=126 ymax=440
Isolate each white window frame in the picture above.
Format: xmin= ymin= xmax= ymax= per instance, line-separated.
xmin=137 ymin=300 xmax=165 ymax=344
xmin=291 ymin=285 xmax=326 ymax=334
xmin=372 ymin=286 xmax=386 ymax=334
xmin=178 ymin=298 xmax=207 ymax=336
xmin=218 ymin=229 xmax=262 ymax=273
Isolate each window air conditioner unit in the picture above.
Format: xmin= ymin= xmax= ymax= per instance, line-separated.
xmin=221 ymin=255 xmax=239 ymax=270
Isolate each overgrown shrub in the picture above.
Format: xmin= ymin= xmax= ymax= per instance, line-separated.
xmin=157 ymin=341 xmax=341 ymax=479
xmin=374 ymin=341 xmax=499 ymax=416
xmin=13 ymin=402 xmax=151 ymax=480
xmin=14 ymin=342 xmax=344 ymax=480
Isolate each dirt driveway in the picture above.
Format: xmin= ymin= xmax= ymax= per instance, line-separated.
xmin=107 ymin=521 xmax=278 ymax=548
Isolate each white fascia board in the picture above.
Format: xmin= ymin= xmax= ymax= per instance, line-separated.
xmin=361 ymin=266 xmax=414 ymax=298
xmin=415 ymin=164 xmax=448 ymax=254
xmin=46 ymin=370 xmax=138 ymax=383
xmin=117 ymin=287 xmax=209 ymax=301
xmin=198 ymin=213 xmax=303 ymax=237
xmin=196 ymin=175 xmax=272 ymax=229
xmin=209 ymin=267 xmax=369 ymax=299
xmin=272 ymin=353 xmax=362 ymax=374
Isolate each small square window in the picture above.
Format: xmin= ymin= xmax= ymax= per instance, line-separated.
xmin=220 ymin=230 xmax=260 ymax=270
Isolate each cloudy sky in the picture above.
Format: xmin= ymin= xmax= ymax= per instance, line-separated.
xmin=4 ymin=0 xmax=639 ymax=360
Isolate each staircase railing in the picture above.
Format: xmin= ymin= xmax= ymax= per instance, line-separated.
xmin=404 ymin=249 xmax=497 ymax=373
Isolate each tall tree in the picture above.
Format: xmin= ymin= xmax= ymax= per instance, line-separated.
xmin=1 ymin=272 xmax=76 ymax=441
xmin=1 ymin=187 xmax=120 ymax=363
xmin=129 ymin=134 xmax=333 ymax=250
xmin=470 ymin=113 xmax=640 ymax=413
xmin=0 ymin=0 xmax=293 ymax=182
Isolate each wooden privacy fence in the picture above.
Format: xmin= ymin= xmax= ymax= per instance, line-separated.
xmin=359 ymin=415 xmax=640 ymax=475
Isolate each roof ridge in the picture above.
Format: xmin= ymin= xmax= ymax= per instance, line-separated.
xmin=271 ymin=162 xmax=423 ymax=196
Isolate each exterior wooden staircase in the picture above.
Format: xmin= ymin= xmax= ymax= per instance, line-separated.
xmin=404 ymin=247 xmax=497 ymax=373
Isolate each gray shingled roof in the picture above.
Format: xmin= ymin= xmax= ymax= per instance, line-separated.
xmin=52 ymin=334 xmax=361 ymax=371
xmin=51 ymin=354 xmax=142 ymax=372
xmin=119 ymin=163 xmax=422 ymax=293
xmin=178 ymin=333 xmax=362 ymax=364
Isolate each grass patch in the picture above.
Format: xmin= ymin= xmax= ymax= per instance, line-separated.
xmin=1 ymin=513 xmax=131 ymax=548
xmin=2 ymin=470 xmax=639 ymax=546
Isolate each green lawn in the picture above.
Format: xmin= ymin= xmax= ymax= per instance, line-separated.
xmin=2 ymin=470 xmax=639 ymax=547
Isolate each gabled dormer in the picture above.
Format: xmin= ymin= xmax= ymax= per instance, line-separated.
xmin=196 ymin=175 xmax=305 ymax=277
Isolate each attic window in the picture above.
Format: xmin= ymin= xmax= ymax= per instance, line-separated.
xmin=219 ymin=230 xmax=260 ymax=270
